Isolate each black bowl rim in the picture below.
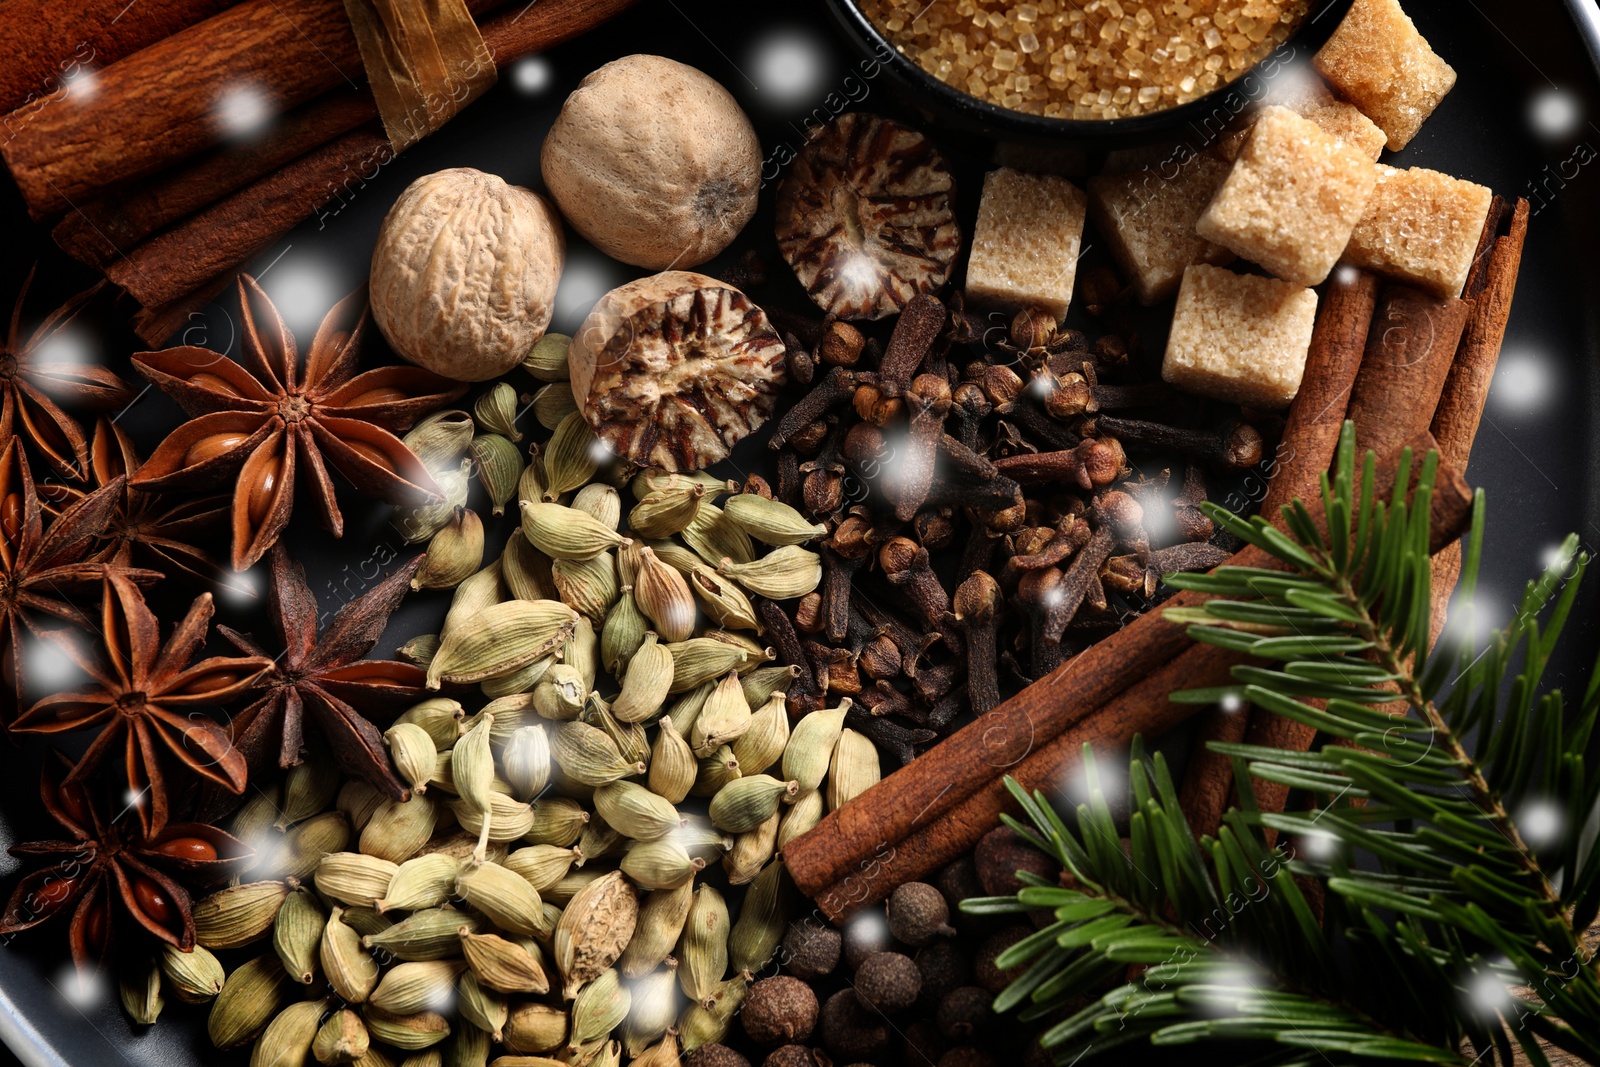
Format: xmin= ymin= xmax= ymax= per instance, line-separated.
xmin=823 ymin=0 xmax=1356 ymax=143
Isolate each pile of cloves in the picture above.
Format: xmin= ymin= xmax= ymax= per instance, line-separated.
xmin=757 ymin=270 xmax=1264 ymax=764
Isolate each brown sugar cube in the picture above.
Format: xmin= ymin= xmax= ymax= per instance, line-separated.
xmin=1086 ymin=155 xmax=1236 ymax=306
xmin=1162 ymin=264 xmax=1319 ymax=410
xmin=1196 ymin=105 xmax=1379 ymax=287
xmin=1343 ymin=165 xmax=1494 ymax=298
xmin=1313 ymin=0 xmax=1456 ymax=151
xmin=965 ymin=168 xmax=1087 ymax=322
xmin=1216 ymin=74 xmax=1387 ymax=163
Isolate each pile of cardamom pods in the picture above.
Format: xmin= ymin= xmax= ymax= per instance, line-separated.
xmin=126 ymin=334 xmax=883 ymax=1067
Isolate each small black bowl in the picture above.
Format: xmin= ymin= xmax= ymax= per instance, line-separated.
xmin=823 ymin=0 xmax=1355 ymax=167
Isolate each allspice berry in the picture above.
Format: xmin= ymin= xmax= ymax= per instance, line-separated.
xmin=854 ymin=951 xmax=922 ymax=1014
xmin=743 ymin=976 xmax=819 ymax=1046
xmin=841 ymin=909 xmax=894 ymax=970
xmin=940 ymin=1048 xmax=999 ymax=1067
xmin=819 ymin=990 xmax=890 ymax=1062
xmin=938 ymin=986 xmax=995 ymax=1041
xmin=888 ymin=881 xmax=955 ymax=946
xmin=916 ymin=942 xmax=971 ymax=1008
xmin=904 ymin=1019 xmax=950 ymax=1065
xmin=782 ymin=918 xmax=842 ymax=981
xmin=975 ymin=927 xmax=1031 ymax=993
xmin=975 ymin=826 xmax=1056 ymax=897
xmin=763 ymin=1047 xmax=831 ymax=1067
xmin=687 ymin=1045 xmax=751 ymax=1067
xmin=936 ymin=858 xmax=985 ymax=912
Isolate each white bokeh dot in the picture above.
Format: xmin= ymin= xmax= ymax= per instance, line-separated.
xmin=1489 ymin=348 xmax=1554 ymax=416
xmin=1529 ymin=87 xmax=1583 ymax=141
xmin=1469 ymin=972 xmax=1509 ymax=1017
xmin=750 ymin=29 xmax=829 ymax=106
xmin=216 ymin=82 xmax=274 ymax=139
xmin=553 ymin=249 xmax=623 ymax=332
xmin=1519 ymin=799 xmax=1563 ymax=847
xmin=260 ymin=257 xmax=345 ymax=337
xmin=56 ymin=965 xmax=103 ymax=1008
xmin=61 ymin=68 xmax=97 ymax=102
xmin=513 ymin=56 xmax=554 ymax=95
xmin=1219 ymin=692 xmax=1244 ymax=714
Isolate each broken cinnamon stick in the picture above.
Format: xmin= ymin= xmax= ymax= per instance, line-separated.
xmin=785 ymin=431 xmax=1473 ymax=910
xmin=1178 ymin=266 xmax=1380 ymax=837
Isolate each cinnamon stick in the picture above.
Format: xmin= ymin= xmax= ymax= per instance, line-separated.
xmin=107 ymin=0 xmax=645 ymax=317
xmin=0 ymin=0 xmax=236 ymax=116
xmin=1344 ymin=284 xmax=1472 ymax=461
xmin=785 ymin=431 xmax=1474 ymax=908
xmin=1 ymin=0 xmax=508 ymax=220
xmin=1177 ymin=267 xmax=1380 ymax=837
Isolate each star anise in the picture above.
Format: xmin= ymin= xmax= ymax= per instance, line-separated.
xmin=0 ymin=438 xmax=161 ymax=723
xmin=11 ymin=572 xmax=273 ymax=836
xmin=0 ymin=753 xmax=251 ymax=974
xmin=2 ymin=268 xmax=137 ymax=481
xmin=128 ymin=275 xmax=466 ymax=571
xmin=39 ymin=417 xmax=238 ymax=593
xmin=220 ymin=542 xmax=427 ymax=802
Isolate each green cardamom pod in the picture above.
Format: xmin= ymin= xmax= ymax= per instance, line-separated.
xmin=620 ymin=961 xmax=679 ymax=1056
xmin=337 ymin=780 xmax=388 ymax=833
xmin=361 ymin=795 xmax=438 ymax=865
xmin=686 ymin=564 xmax=760 ymax=632
xmin=453 ymin=713 xmax=497 ymax=815
xmin=690 ymin=671 xmax=752 ymax=758
xmin=618 ymin=882 xmax=693 ymax=980
xmin=676 ymin=886 xmax=728 ymax=1005
xmin=471 ymin=433 xmax=523 ymax=516
xmin=629 ymin=470 xmax=733 ymax=501
xmin=475 ymin=383 xmax=524 ymax=440
xmin=553 ymin=870 xmax=638 ymax=1000
xmin=449 ymin=793 xmax=536 ymax=844
xmin=362 ymin=1005 xmax=451 ymax=1051
xmin=370 ymin=961 xmax=467 ymax=1015
xmin=160 ymin=941 xmax=226 ymax=1002
xmin=230 ymin=783 xmax=282 ymax=847
xmin=119 ymin=959 xmax=164 ymax=1024
xmin=729 ymin=692 xmax=789 ymax=776
xmin=502 ymin=724 xmax=551 ymax=802
xmin=456 ymin=970 xmax=507 ymax=1040
xmin=280 ymin=810 xmax=353 ymax=883
xmin=827 ymin=727 xmax=880 ymax=811
xmin=728 ymin=860 xmax=788 ymax=974
xmin=500 ymin=529 xmax=556 ymax=601
xmin=715 ymin=546 xmax=822 ymax=601
xmin=631 ymin=547 xmax=696 ymax=644
xmin=519 ymin=501 xmax=626 ymax=561
xmin=313 ymin=1007 xmax=370 ymax=1066
xmin=397 ymin=633 xmax=441 ymax=668
xmin=782 ymin=701 xmax=850 ymax=794
xmin=523 ymin=333 xmax=572 ymax=383
xmin=646 ymin=717 xmax=696 ymax=805
xmin=541 ymin=412 xmax=600 ymax=500
xmin=455 ymin=864 xmax=546 ymax=938
xmin=249 ymin=997 xmax=326 ymax=1067
xmin=741 ymin=665 xmax=799 ymax=709
xmin=721 ymin=494 xmax=828 ymax=546
xmin=363 ymin=908 xmax=482 ymax=962
xmin=377 ymin=854 xmax=462 ymax=913
xmin=316 ymin=853 xmax=401 ymax=908
xmin=690 ymin=746 xmax=741 ymax=799
xmin=776 ymin=788 xmax=825 ymax=850
xmin=441 ymin=1019 xmax=488 ymax=1067
xmin=550 ymin=721 xmax=645 ymax=787
xmin=678 ymin=974 xmax=747 ymax=1053
xmin=278 ymin=749 xmax=339 ymax=828
xmin=569 ymin=968 xmax=630 ymax=1049
xmin=339 ymin=906 xmax=394 ymax=939
xmin=194 ymin=881 xmax=290 ymax=950
xmin=630 ymin=1035 xmax=682 ymax=1067
xmin=627 ymin=483 xmax=705 ymax=539
xmin=503 ymin=1003 xmax=568 ymax=1054
xmin=571 ymin=483 xmax=621 ymax=529
xmin=585 ymin=696 xmax=651 ymax=767
xmin=708 ymin=775 xmax=798 ymax=834
xmin=620 ymin=840 xmax=704 ymax=890
xmin=532 ymin=382 xmax=578 ymax=432
xmin=430 ymin=751 xmax=457 ymax=795
xmin=503 ymin=845 xmax=579 ymax=892
xmin=524 ymin=797 xmax=589 ymax=847
xmin=675 ymin=816 xmax=733 ymax=860
xmin=682 ymin=503 xmax=753 ymax=568
xmin=563 ymin=616 xmax=599 ymax=690
xmin=322 ymin=907 xmax=379 ymax=1003
xmin=428 ymin=599 xmax=579 ymax=688
xmin=397 ymin=458 xmax=472 ymax=544
xmin=723 ymin=811 xmax=778 ymax=886
xmin=612 ymin=633 xmax=673 ymax=723
xmin=592 ymin=782 xmax=683 ymax=842
xmin=480 ymin=656 xmax=554 ymax=700
xmin=599 ymin=587 xmax=648 ymax=677
xmin=208 ymin=953 xmax=291 ymax=1049
xmin=551 ymin=551 xmax=619 ymax=622
xmin=575 ymin=816 xmax=626 ymax=868
xmin=272 ymin=886 xmax=325 ymax=984
xmin=643 ymin=538 xmax=703 ymax=577
xmin=665 ymin=639 xmax=746 ymax=695
xmin=531 ymin=664 xmax=587 ymax=721
xmin=386 ymin=722 xmax=442 ymax=794
xmin=667 ymin=681 xmax=714 ymax=737
xmin=414 ymin=507 xmax=486 ymax=591
xmin=405 ymin=410 xmax=476 ymax=474
xmin=460 ymin=927 xmax=550 ymax=995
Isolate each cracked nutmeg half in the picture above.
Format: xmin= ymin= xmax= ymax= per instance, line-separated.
xmin=775 ymin=111 xmax=961 ymax=321
xmin=568 ymin=270 xmax=787 ymax=472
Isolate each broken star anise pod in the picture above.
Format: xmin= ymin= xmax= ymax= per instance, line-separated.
xmin=40 ymin=417 xmax=238 ymax=593
xmin=220 ymin=542 xmax=428 ymax=802
xmin=0 ymin=752 xmax=251 ymax=974
xmin=129 ymin=275 xmax=466 ymax=571
xmin=0 ymin=437 xmax=160 ymax=723
xmin=11 ymin=572 xmax=273 ymax=836
xmin=1 ymin=268 xmax=136 ymax=481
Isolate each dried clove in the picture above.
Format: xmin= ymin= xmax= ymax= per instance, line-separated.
xmin=846 ymin=704 xmax=936 ymax=766
xmin=1094 ymin=415 xmax=1264 ymax=472
xmin=770 ymin=366 xmax=867 ymax=448
xmin=952 ymin=572 xmax=1002 ymax=716
xmin=992 ymin=438 xmax=1125 ymax=490
xmin=756 ymin=598 xmax=823 ymax=714
xmin=819 ymin=318 xmax=865 ymax=367
xmin=878 ymin=537 xmax=962 ymax=655
xmin=877 ymin=293 xmax=947 ymax=396
xmin=893 ymin=373 xmax=953 ymax=521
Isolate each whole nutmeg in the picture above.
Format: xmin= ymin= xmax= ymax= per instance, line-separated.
xmin=937 ymin=986 xmax=995 ymax=1041
xmin=743 ymin=976 xmax=819 ymax=1046
xmin=370 ymin=168 xmax=564 ymax=382
xmin=541 ymin=55 xmax=760 ymax=270
xmin=782 ymin=918 xmax=842 ymax=981
xmin=854 ymin=951 xmax=922 ymax=1014
xmin=888 ymin=881 xmax=955 ymax=946
xmin=819 ymin=990 xmax=889 ymax=1062
xmin=687 ymin=1045 xmax=751 ymax=1067
xmin=764 ymin=1048 xmax=831 ymax=1067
